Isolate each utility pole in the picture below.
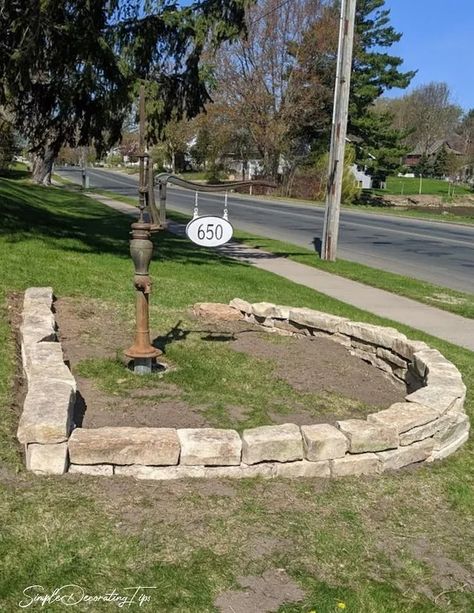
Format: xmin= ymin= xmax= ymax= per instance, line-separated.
xmin=321 ymin=0 xmax=357 ymax=261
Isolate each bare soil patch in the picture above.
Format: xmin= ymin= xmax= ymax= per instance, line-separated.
xmin=55 ymin=298 xmax=405 ymax=429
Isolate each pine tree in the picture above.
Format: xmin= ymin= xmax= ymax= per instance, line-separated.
xmin=0 ymin=1 xmax=249 ymax=184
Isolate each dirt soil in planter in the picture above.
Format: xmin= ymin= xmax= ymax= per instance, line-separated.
xmin=55 ymin=297 xmax=405 ymax=429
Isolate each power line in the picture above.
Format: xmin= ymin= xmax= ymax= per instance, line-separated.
xmin=249 ymin=0 xmax=294 ymax=26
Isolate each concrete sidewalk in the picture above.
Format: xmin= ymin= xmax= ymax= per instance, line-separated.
xmin=89 ymin=192 xmax=474 ymax=352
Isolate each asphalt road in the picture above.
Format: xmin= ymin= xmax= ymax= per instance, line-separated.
xmin=57 ymin=167 xmax=474 ymax=293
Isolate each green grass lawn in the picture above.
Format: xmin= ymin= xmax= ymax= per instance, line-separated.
xmin=374 ymin=176 xmax=472 ymax=197
xmin=1 ymin=173 xmax=473 ymax=612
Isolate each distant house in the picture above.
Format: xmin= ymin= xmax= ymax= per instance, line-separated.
xmin=351 ymin=164 xmax=372 ymax=189
xmin=404 ymin=139 xmax=463 ymax=168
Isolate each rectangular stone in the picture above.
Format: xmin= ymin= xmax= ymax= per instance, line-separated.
xmin=204 ymin=463 xmax=275 ymax=479
xmin=339 ymin=322 xmax=406 ymax=350
xmin=376 ymin=347 xmax=407 ymax=368
xmin=26 ymin=442 xmax=68 ymax=475
xmin=177 ymin=428 xmax=241 ymax=466
xmin=400 ymin=418 xmax=442 ymax=445
xmin=115 ymin=465 xmax=206 ymax=480
xmin=24 ymin=287 xmax=53 ymax=307
xmin=69 ymin=464 xmax=114 ymax=476
xmin=68 ymin=427 xmax=180 ymax=466
xmin=242 ymin=423 xmax=303 ymax=465
xmin=17 ymin=380 xmax=75 ymax=444
xmin=252 ymin=302 xmax=290 ymax=320
xmin=427 ymin=431 xmax=469 ymax=462
xmin=301 ymin=424 xmax=348 ymax=461
xmin=20 ymin=323 xmax=56 ymax=345
xmin=392 ymin=339 xmax=429 ymax=360
xmin=289 ymin=308 xmax=347 ymax=333
xmin=331 ymin=453 xmax=380 ymax=477
xmin=336 ymin=419 xmax=398 ymax=453
xmin=229 ymin=298 xmax=252 ymax=314
xmin=367 ymin=402 xmax=439 ymax=435
xmin=434 ymin=412 xmax=470 ymax=450
xmin=377 ymin=439 xmax=434 ymax=471
xmin=274 ymin=460 xmax=330 ymax=478
xmin=406 ymin=386 xmax=462 ymax=415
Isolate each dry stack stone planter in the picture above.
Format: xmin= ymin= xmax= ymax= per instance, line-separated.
xmin=17 ymin=290 xmax=470 ymax=479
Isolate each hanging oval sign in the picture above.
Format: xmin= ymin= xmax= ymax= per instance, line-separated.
xmin=186 ymin=215 xmax=233 ymax=247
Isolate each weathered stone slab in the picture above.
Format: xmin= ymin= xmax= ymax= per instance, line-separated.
xmin=115 ymin=465 xmax=206 ymax=480
xmin=69 ymin=464 xmax=114 ymax=476
xmin=193 ymin=303 xmax=242 ymax=321
xmin=406 ymin=386 xmax=462 ymax=414
xmin=204 ymin=463 xmax=275 ymax=479
xmin=349 ymin=348 xmax=393 ymax=373
xmin=367 ymin=402 xmax=438 ymax=434
xmin=352 ymin=339 xmax=377 ymax=354
xmin=26 ymin=360 xmax=76 ymax=391
xmin=274 ymin=460 xmax=330 ymax=478
xmin=289 ymin=308 xmax=347 ymax=333
xmin=242 ymin=424 xmax=303 ymax=465
xmin=434 ymin=412 xmax=470 ymax=450
xmin=331 ymin=333 xmax=352 ymax=347
xmin=301 ymin=424 xmax=348 ymax=461
xmin=331 ymin=453 xmax=380 ymax=477
xmin=339 ymin=321 xmax=406 ymax=350
xmin=17 ymin=381 xmax=74 ymax=444
xmin=22 ymin=341 xmax=64 ymax=370
xmin=24 ymin=286 xmax=53 ymax=307
xmin=376 ymin=347 xmax=407 ymax=368
xmin=427 ymin=431 xmax=469 ymax=461
xmin=377 ymin=439 xmax=434 ymax=471
xmin=26 ymin=442 xmax=68 ymax=475
xmin=68 ymin=427 xmax=180 ymax=466
xmin=20 ymin=323 xmax=56 ymax=345
xmin=252 ymin=302 xmax=290 ymax=320
xmin=400 ymin=418 xmax=443 ymax=445
xmin=229 ymin=297 xmax=252 ymax=314
xmin=177 ymin=428 xmax=241 ymax=466
xmin=392 ymin=338 xmax=429 ymax=360
xmin=336 ymin=419 xmax=398 ymax=453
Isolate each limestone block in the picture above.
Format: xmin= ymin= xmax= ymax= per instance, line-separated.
xmin=434 ymin=412 xmax=470 ymax=450
xmin=339 ymin=321 xmax=406 ymax=350
xmin=352 ymin=339 xmax=377 ymax=354
xmin=367 ymin=402 xmax=438 ymax=434
xmin=229 ymin=298 xmax=252 ymax=314
xmin=20 ymin=322 xmax=56 ymax=345
xmin=377 ymin=439 xmax=434 ymax=471
xmin=22 ymin=341 xmax=64 ymax=371
xmin=376 ymin=347 xmax=408 ymax=368
xmin=252 ymin=302 xmax=290 ymax=320
xmin=177 ymin=428 xmax=241 ymax=466
xmin=406 ymin=386 xmax=462 ymax=415
xmin=26 ymin=442 xmax=68 ymax=475
xmin=274 ymin=460 xmax=330 ymax=478
xmin=115 ymin=465 xmax=206 ymax=480
xmin=24 ymin=286 xmax=53 ymax=308
xmin=69 ymin=464 xmax=114 ymax=476
xmin=242 ymin=423 xmax=303 ymax=465
xmin=392 ymin=338 xmax=429 ymax=360
xmin=427 ymin=431 xmax=469 ymax=462
xmin=193 ymin=302 xmax=242 ymax=321
xmin=17 ymin=380 xmax=75 ymax=444
xmin=336 ymin=419 xmax=398 ymax=453
xmin=301 ymin=424 xmax=348 ymax=461
xmin=331 ymin=333 xmax=352 ymax=348
xmin=349 ymin=348 xmax=392 ymax=373
xmin=400 ymin=418 xmax=443 ymax=445
xmin=331 ymin=453 xmax=380 ymax=477
xmin=204 ymin=463 xmax=275 ymax=479
xmin=289 ymin=308 xmax=347 ymax=333
xmin=68 ymin=427 xmax=180 ymax=466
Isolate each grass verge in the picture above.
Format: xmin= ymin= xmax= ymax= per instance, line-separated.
xmin=0 ymin=174 xmax=473 ymax=612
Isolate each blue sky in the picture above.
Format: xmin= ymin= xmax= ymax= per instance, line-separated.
xmin=383 ymin=0 xmax=474 ymax=110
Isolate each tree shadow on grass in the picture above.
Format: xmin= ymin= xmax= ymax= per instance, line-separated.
xmin=0 ymin=179 xmax=260 ymax=268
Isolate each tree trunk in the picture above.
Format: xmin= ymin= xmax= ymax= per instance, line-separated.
xmin=32 ymin=146 xmax=56 ymax=185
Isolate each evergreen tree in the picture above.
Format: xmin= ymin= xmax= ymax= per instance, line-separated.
xmin=0 ymin=1 xmax=249 ymax=184
xmin=292 ymin=0 xmax=415 ymax=179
